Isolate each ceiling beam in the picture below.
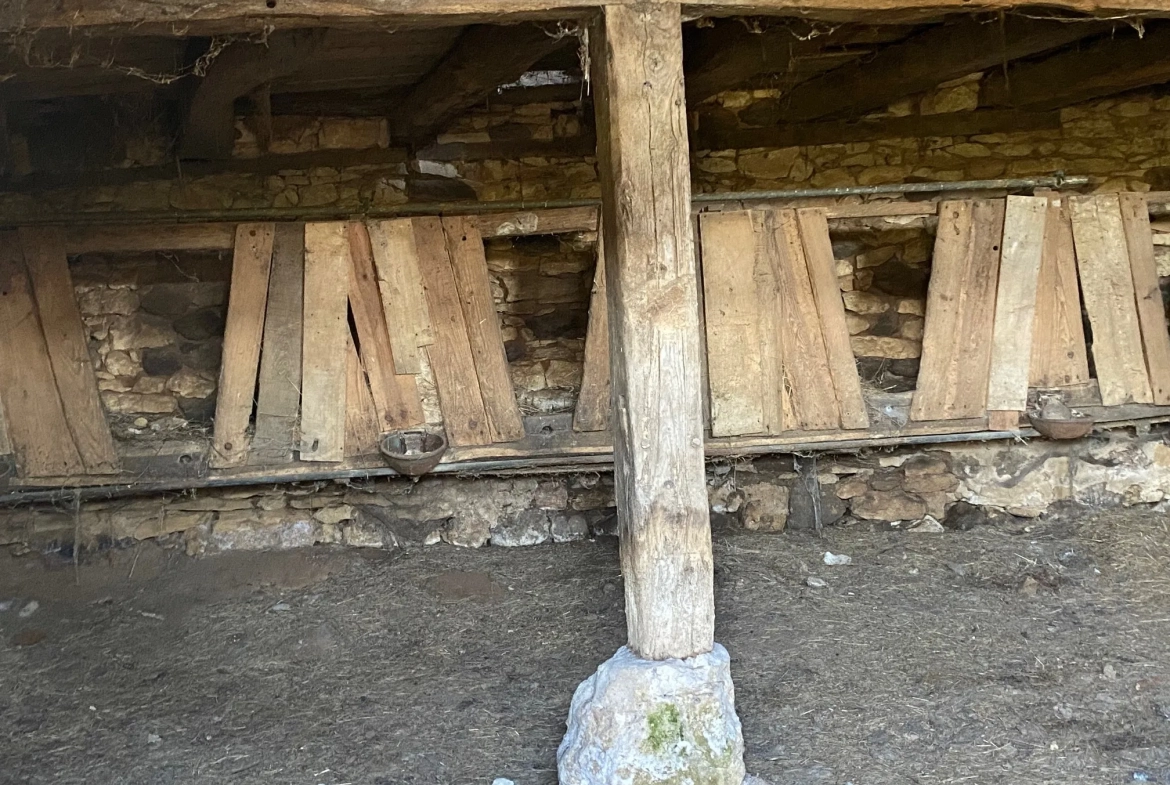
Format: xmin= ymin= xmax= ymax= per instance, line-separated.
xmin=767 ymin=15 xmax=1108 ymax=123
xmin=981 ymin=24 xmax=1170 ymax=110
xmin=391 ymin=23 xmax=572 ymax=143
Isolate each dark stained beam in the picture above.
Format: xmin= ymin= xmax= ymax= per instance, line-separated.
xmin=981 ymin=24 xmax=1170 ymax=110
xmin=391 ymin=23 xmax=571 ymax=143
xmin=773 ymin=15 xmax=1107 ymax=123
xmin=0 ymin=104 xmax=10 ymax=178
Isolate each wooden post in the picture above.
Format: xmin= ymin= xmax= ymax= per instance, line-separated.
xmin=592 ymin=2 xmax=714 ymax=661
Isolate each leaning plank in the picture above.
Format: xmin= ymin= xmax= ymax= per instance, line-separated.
xmin=574 ymin=237 xmax=612 ymax=433
xmin=1070 ymin=194 xmax=1153 ymax=406
xmin=1029 ymin=196 xmax=1090 ymax=388
xmin=443 ymin=216 xmax=525 ymax=443
xmin=344 ymin=335 xmax=382 ymax=458
xmin=209 ymin=223 xmax=275 ymax=468
xmin=751 ymin=212 xmax=788 ymax=433
xmin=250 ymin=223 xmax=304 ymax=466
xmin=0 ymin=233 xmax=83 ymax=477
xmin=0 ymin=392 xmax=10 ymax=457
xmin=18 ymin=227 xmax=119 ymax=474
xmin=795 ymin=208 xmax=869 ymax=430
xmin=986 ymin=196 xmax=1048 ymax=420
xmin=1119 ymin=192 xmax=1170 ymax=405
xmin=698 ymin=211 xmax=767 ymax=437
xmin=412 ymin=217 xmax=492 ymax=447
xmin=300 ymin=222 xmax=351 ymax=462
xmin=347 ymin=222 xmax=425 ymax=430
xmin=367 ymin=218 xmax=434 ymax=375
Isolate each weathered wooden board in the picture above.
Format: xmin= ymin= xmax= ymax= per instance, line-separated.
xmin=796 ymin=208 xmax=869 ymax=431
xmin=443 ymin=216 xmax=524 ymax=443
xmin=1119 ymin=192 xmax=1170 ymax=405
xmin=911 ymin=200 xmax=1005 ymax=421
xmin=574 ymin=237 xmax=612 ymax=433
xmin=699 ymin=210 xmax=767 ymax=437
xmin=250 ymin=222 xmax=304 ymax=466
xmin=412 ymin=217 xmax=491 ymax=447
xmin=986 ymin=195 xmax=1048 ymax=418
xmin=0 ymin=233 xmax=84 ymax=477
xmin=300 ymin=222 xmax=351 ymax=462
xmin=347 ymin=221 xmax=424 ymax=430
xmin=751 ymin=212 xmax=788 ymax=434
xmin=18 ymin=227 xmax=119 ymax=474
xmin=0 ymin=391 xmax=11 ymax=458
xmin=344 ymin=334 xmax=381 ymax=458
xmin=366 ymin=218 xmax=433 ymax=375
xmin=210 ymin=223 xmax=275 ymax=468
xmin=1070 ymin=194 xmax=1153 ymax=406
xmin=1030 ymin=196 xmax=1090 ymax=388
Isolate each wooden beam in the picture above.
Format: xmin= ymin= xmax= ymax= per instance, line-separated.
xmin=772 ymin=15 xmax=1104 ymax=123
xmin=574 ymin=237 xmax=611 ymax=432
xmin=593 ymin=2 xmax=713 ymax=661
xmin=180 ymin=30 xmax=326 ymax=160
xmin=981 ymin=24 xmax=1170 ymax=111
xmin=393 ymin=23 xmax=570 ymax=142
xmin=300 ymin=222 xmax=351 ymax=462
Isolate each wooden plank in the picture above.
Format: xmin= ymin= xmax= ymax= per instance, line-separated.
xmin=698 ymin=211 xmax=767 ymax=438
xmin=18 ymin=227 xmax=119 ymax=474
xmin=250 ymin=222 xmax=304 ymax=466
xmin=1029 ymin=196 xmax=1091 ymax=388
xmin=796 ymin=208 xmax=869 ymax=430
xmin=442 ymin=216 xmax=525 ymax=443
xmin=574 ymin=236 xmax=612 ymax=433
xmin=347 ymin=221 xmax=425 ymax=430
xmin=412 ymin=217 xmax=492 ymax=447
xmin=0 ymin=233 xmax=83 ymax=477
xmin=1119 ymin=192 xmax=1170 ymax=406
xmin=209 ymin=223 xmax=275 ymax=468
xmin=1070 ymin=194 xmax=1153 ymax=406
xmin=911 ymin=200 xmax=1004 ymax=421
xmin=366 ymin=218 xmax=433 ymax=375
xmin=474 ymin=206 xmax=599 ymax=238
xmin=344 ymin=335 xmax=382 ymax=458
xmin=63 ymin=223 xmax=236 ymax=254
xmin=986 ymin=196 xmax=1048 ymax=414
xmin=300 ymin=222 xmax=351 ymax=462
xmin=0 ymin=390 xmax=11 ymax=457
xmin=987 ymin=410 xmax=1022 ymax=431
xmin=751 ymin=212 xmax=788 ymax=434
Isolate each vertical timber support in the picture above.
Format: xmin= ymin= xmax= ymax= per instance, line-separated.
xmin=559 ymin=6 xmax=745 ymax=784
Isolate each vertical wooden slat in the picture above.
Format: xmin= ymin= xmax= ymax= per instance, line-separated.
xmin=751 ymin=212 xmax=788 ymax=434
xmin=210 ymin=223 xmax=275 ymax=468
xmin=1029 ymin=196 xmax=1090 ymax=388
xmin=443 ymin=216 xmax=525 ymax=443
xmin=347 ymin=221 xmax=425 ymax=431
xmin=344 ymin=334 xmax=381 ymax=458
xmin=0 ymin=234 xmax=83 ymax=477
xmin=413 ymin=217 xmax=492 ymax=447
xmin=300 ymin=222 xmax=351 ymax=462
xmin=1119 ymin=192 xmax=1170 ymax=405
xmin=796 ymin=208 xmax=869 ymax=430
xmin=0 ymin=392 xmax=11 ymax=458
xmin=250 ymin=222 xmax=305 ymax=466
xmin=1070 ymin=194 xmax=1153 ymax=406
xmin=574 ymin=235 xmax=612 ymax=433
xmin=367 ymin=218 xmax=434 ymax=376
xmin=18 ymin=227 xmax=119 ymax=474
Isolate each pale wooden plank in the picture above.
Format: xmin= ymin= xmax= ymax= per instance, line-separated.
xmin=987 ymin=409 xmax=1021 ymax=431
xmin=367 ymin=218 xmax=434 ymax=375
xmin=443 ymin=216 xmax=525 ymax=443
xmin=209 ymin=223 xmax=275 ymax=468
xmin=412 ymin=217 xmax=491 ymax=447
xmin=1119 ymin=191 xmax=1170 ymax=405
xmin=698 ymin=211 xmax=767 ymax=437
xmin=347 ymin=222 xmax=425 ymax=430
xmin=751 ymin=211 xmax=787 ymax=434
xmin=1029 ymin=196 xmax=1091 ymax=388
xmin=573 ymin=235 xmax=612 ymax=433
xmin=63 ymin=223 xmax=236 ymax=254
xmin=250 ymin=222 xmax=304 ymax=466
xmin=344 ymin=334 xmax=382 ymax=458
xmin=1070 ymin=194 xmax=1153 ymax=406
xmin=18 ymin=227 xmax=119 ymax=474
xmin=952 ymin=199 xmax=1006 ymax=418
xmin=796 ymin=208 xmax=870 ymax=430
xmin=0 ymin=391 xmax=11 ymax=457
xmin=300 ymin=222 xmax=351 ymax=462
xmin=0 ymin=233 xmax=84 ymax=477
xmin=986 ymin=196 xmax=1048 ymax=413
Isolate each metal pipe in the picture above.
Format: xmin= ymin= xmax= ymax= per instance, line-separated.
xmin=691 ymin=175 xmax=1091 ymax=204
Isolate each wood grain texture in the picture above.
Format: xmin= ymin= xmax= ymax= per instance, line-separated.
xmin=574 ymin=238 xmax=612 ymax=433
xmin=751 ymin=212 xmax=788 ymax=434
xmin=1070 ymin=194 xmax=1153 ymax=406
xmin=412 ymin=217 xmax=492 ymax=447
xmin=796 ymin=208 xmax=869 ymax=430
xmin=300 ymin=222 xmax=351 ymax=462
xmin=250 ymin=222 xmax=304 ymax=466
xmin=347 ymin=222 xmax=424 ymax=431
xmin=344 ymin=334 xmax=382 ymax=458
xmin=210 ymin=223 xmax=275 ymax=468
xmin=0 ymin=392 xmax=10 ymax=458
xmin=366 ymin=218 xmax=433 ymax=375
xmin=0 ymin=233 xmax=83 ymax=477
xmin=18 ymin=227 xmax=119 ymax=474
xmin=987 ymin=196 xmax=1048 ymax=413
xmin=1030 ymin=196 xmax=1091 ymax=388
xmin=1119 ymin=192 xmax=1170 ymax=405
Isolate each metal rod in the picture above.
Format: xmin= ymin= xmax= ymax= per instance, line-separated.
xmin=691 ymin=175 xmax=1092 ymax=203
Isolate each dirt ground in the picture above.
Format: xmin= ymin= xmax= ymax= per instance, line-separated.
xmin=3 ymin=506 xmax=1170 ymax=785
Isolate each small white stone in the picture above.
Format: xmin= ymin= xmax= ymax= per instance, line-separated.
xmin=18 ymin=600 xmax=39 ymax=618
xmin=805 ymin=577 xmax=828 ymax=588
xmin=823 ymin=552 xmax=852 ymax=566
